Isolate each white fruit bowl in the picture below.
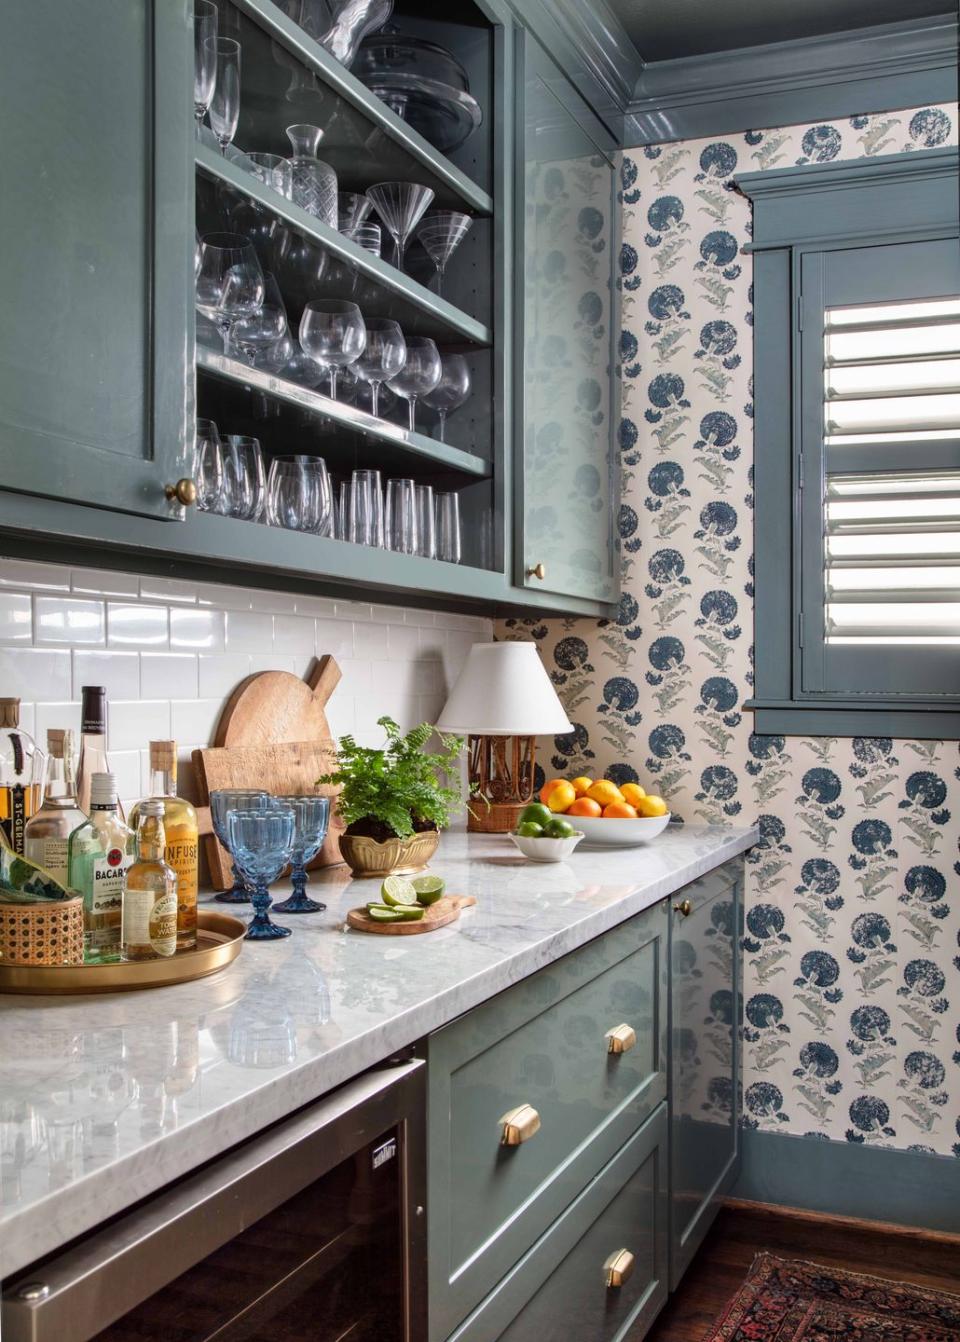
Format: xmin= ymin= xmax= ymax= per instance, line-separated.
xmin=509 ymin=831 xmax=585 ymax=863
xmin=572 ymin=813 xmax=671 ymax=848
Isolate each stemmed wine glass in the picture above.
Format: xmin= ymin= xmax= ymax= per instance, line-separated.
xmin=366 ymin=182 xmax=435 ymax=272
xmin=194 ymin=419 xmax=224 ymax=512
xmin=299 ymin=300 xmax=366 ymax=399
xmin=355 ymin=319 xmax=406 ymax=418
xmin=222 ymin=435 xmax=266 ymax=520
xmin=196 ymin=232 xmax=265 ymax=347
xmin=193 ymin=1 xmax=218 ymax=138
xmin=422 ymin=354 xmax=471 ymax=442
xmin=206 ymin=37 xmax=241 ymax=154
xmin=228 ymin=807 xmax=296 ymax=940
xmin=227 ymin=272 xmax=288 ymax=364
xmin=210 ymin=789 xmax=269 ymax=903
xmin=273 ymin=796 xmax=330 ymax=913
xmin=387 ymin=336 xmax=441 ymax=432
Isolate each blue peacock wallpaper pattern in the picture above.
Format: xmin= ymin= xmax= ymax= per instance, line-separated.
xmin=499 ymin=104 xmax=960 ymax=1158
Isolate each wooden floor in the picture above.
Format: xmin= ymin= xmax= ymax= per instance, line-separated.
xmin=642 ymin=1200 xmax=960 ymax=1342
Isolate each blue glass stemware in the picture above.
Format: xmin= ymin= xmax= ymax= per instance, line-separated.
xmin=227 ymin=806 xmax=295 ymax=940
xmin=273 ymin=796 xmax=330 ymax=914
xmin=210 ymin=789 xmax=269 ymax=902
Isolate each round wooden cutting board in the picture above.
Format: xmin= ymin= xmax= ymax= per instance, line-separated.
xmin=215 ymin=655 xmax=341 ymax=747
xmin=346 ymin=895 xmax=477 ymax=935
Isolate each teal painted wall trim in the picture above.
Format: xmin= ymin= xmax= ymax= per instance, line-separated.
xmin=734 ymin=1128 xmax=960 ymax=1235
xmin=625 ymin=15 xmax=958 ymax=146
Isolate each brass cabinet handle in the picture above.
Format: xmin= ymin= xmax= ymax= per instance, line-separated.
xmin=526 ymin=562 xmax=546 ymax=580
xmin=604 ymin=1248 xmax=635 ymax=1289
xmin=165 ymin=478 xmax=198 ymax=506
xmin=604 ymin=1023 xmax=637 ymax=1055
xmin=499 ymin=1103 xmax=541 ymax=1146
xmin=674 ymin=898 xmax=692 ymax=917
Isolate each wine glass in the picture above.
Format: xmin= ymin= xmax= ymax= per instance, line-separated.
xmin=196 ymin=232 xmax=264 ymax=346
xmin=194 ymin=419 xmax=223 ymax=512
xmin=299 ymin=300 xmax=366 ymax=400
xmin=222 ymin=435 xmax=266 ymax=521
xmin=366 ymin=182 xmax=435 ymax=272
xmin=272 ymin=796 xmax=330 ymax=913
xmin=422 ymin=353 xmax=471 ymax=442
xmin=385 ymin=478 xmax=419 ymax=555
xmin=206 ymin=37 xmax=241 ymax=154
xmin=348 ymin=468 xmax=385 ymax=547
xmin=193 ymin=1 xmax=218 ymax=138
xmin=355 ymin=319 xmax=406 ymax=418
xmin=210 ymin=789 xmax=269 ymax=903
xmin=227 ymin=807 xmax=296 ymax=940
xmin=416 ymin=211 xmax=473 ymax=296
xmin=227 ymin=272 xmax=288 ymax=364
xmin=387 ymin=335 xmax=441 ymax=432
xmin=436 ymin=491 xmax=462 ymax=563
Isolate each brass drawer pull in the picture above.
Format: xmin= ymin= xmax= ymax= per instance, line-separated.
xmin=165 ymin=478 xmax=198 ymax=506
xmin=604 ymin=1023 xmax=636 ymax=1055
xmin=526 ymin=562 xmax=546 ymax=580
xmin=674 ymin=898 xmax=692 ymax=917
xmin=604 ymin=1248 xmax=635 ymax=1288
xmin=499 ymin=1103 xmax=541 ymax=1146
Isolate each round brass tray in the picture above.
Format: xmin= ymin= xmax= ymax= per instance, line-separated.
xmin=0 ymin=910 xmax=246 ymax=995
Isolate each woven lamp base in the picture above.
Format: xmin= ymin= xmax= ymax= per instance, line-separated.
xmin=468 ymin=799 xmax=527 ymax=834
xmin=466 ymin=734 xmax=538 ymax=834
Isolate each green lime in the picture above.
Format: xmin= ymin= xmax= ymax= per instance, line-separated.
xmin=520 ymin=802 xmax=552 ymax=828
xmin=380 ymin=875 xmax=418 ymax=907
xmin=395 ymin=904 xmax=425 ymax=920
xmin=412 ymin=874 xmax=445 ymax=905
xmin=516 ymin=821 xmax=544 ymax=838
xmin=366 ymin=906 xmax=403 ymax=922
xmin=544 ymin=817 xmax=575 ymax=839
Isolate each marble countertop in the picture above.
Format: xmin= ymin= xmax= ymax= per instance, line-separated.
xmin=0 ymin=823 xmax=755 ymax=1278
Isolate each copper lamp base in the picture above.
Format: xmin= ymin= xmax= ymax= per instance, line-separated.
xmin=466 ymin=734 xmax=538 ymax=834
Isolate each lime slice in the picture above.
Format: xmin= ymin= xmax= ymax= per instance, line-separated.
xmin=366 ymin=906 xmax=403 ymax=923
xmin=380 ymin=875 xmax=418 ymax=907
xmin=367 ymin=901 xmax=424 ymax=921
xmin=395 ymin=904 xmax=425 ymax=921
xmin=412 ymin=874 xmax=445 ymax=905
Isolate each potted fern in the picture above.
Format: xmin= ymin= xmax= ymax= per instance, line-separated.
xmin=317 ymin=716 xmax=465 ymax=877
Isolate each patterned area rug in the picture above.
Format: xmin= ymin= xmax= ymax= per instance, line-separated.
xmin=704 ymin=1253 xmax=960 ymax=1341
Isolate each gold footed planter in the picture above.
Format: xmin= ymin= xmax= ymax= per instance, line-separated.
xmin=339 ymin=829 xmax=439 ymax=878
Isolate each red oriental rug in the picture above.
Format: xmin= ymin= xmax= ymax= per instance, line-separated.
xmin=703 ymin=1252 xmax=960 ymax=1341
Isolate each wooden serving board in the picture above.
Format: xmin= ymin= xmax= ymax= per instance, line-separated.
xmin=216 ymin=655 xmax=341 ymax=747
xmin=346 ymin=895 xmax=477 ymax=936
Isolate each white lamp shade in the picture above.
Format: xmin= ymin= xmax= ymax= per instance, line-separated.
xmin=436 ymin=641 xmax=573 ymax=736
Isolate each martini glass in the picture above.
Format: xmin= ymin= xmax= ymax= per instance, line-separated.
xmin=366 ymin=181 xmax=435 ymax=272
xmin=273 ymin=796 xmax=330 ymax=913
xmin=415 ymin=211 xmax=472 ymax=297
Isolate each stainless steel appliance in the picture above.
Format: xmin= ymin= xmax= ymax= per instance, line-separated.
xmin=2 ymin=1059 xmax=426 ymax=1342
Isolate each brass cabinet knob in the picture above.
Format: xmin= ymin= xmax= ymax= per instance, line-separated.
xmin=674 ymin=898 xmax=692 ymax=917
xmin=165 ymin=478 xmax=198 ymax=506
xmin=499 ymin=1103 xmax=541 ymax=1146
xmin=526 ymin=562 xmax=546 ymax=580
xmin=604 ymin=1248 xmax=635 ymax=1289
xmin=604 ymin=1023 xmax=637 ymax=1055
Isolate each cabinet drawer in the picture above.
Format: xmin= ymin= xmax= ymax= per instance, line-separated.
xmin=427 ymin=903 xmax=667 ymax=1340
xmin=451 ymin=1105 xmax=669 ymax=1342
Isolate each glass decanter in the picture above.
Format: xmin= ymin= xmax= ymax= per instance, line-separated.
xmin=285 ymin=124 xmax=338 ymax=229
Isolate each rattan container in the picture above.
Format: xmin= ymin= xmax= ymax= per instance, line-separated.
xmin=0 ymin=897 xmax=84 ymax=966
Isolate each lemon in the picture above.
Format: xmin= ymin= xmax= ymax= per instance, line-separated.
xmin=380 ymin=875 xmax=418 ymax=907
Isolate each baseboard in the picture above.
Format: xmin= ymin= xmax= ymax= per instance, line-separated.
xmin=732 ymin=1128 xmax=960 ymax=1235
xmin=724 ymin=1197 xmax=960 ymax=1249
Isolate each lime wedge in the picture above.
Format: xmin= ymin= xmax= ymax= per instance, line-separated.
xmin=394 ymin=904 xmax=425 ymax=921
xmin=366 ymin=906 xmax=403 ymax=923
xmin=412 ymin=874 xmax=445 ymax=905
xmin=366 ymin=901 xmax=424 ymax=920
xmin=381 ymin=875 xmax=418 ymax=907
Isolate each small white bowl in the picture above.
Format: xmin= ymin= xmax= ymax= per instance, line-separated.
xmin=509 ymin=830 xmax=585 ymax=863
xmin=573 ymin=813 xmax=671 ymax=847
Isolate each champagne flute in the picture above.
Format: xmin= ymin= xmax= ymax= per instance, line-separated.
xmin=193 ymin=1 xmax=218 ymax=138
xmin=299 ymin=300 xmax=366 ymax=400
xmin=422 ymin=354 xmax=471 ymax=442
xmin=355 ymin=319 xmax=406 ymax=418
xmin=206 ymin=37 xmax=241 ymax=154
xmin=387 ymin=336 xmax=441 ymax=432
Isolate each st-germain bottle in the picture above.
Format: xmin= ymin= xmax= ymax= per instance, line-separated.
xmin=68 ymin=771 xmax=134 ymax=963
xmin=122 ymin=800 xmax=178 ymax=961
xmin=24 ymin=729 xmax=87 ymax=885
xmin=129 ymin=741 xmax=198 ymax=951
xmin=0 ymin=697 xmax=43 ymax=853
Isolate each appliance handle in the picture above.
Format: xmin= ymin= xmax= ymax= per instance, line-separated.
xmin=2 ymin=1058 xmax=425 ymax=1342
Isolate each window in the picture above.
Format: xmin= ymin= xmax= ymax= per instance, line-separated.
xmin=737 ymin=148 xmax=960 ymax=738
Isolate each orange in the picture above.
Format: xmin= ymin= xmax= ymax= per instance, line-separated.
xmin=620 ymin=782 xmax=646 ymax=806
xmin=637 ymin=794 xmax=668 ymax=817
xmin=570 ymin=776 xmax=594 ymax=797
xmin=539 ymin=778 xmax=566 ymax=806
xmin=568 ymin=796 xmax=602 ymax=818
xmin=545 ymin=780 xmax=576 ymax=813
xmin=586 ymin=779 xmax=624 ymax=808
xmin=603 ymin=801 xmax=638 ymax=819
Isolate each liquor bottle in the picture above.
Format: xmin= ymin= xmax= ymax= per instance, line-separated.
xmin=68 ymin=772 xmax=134 ymax=963
xmin=0 ymin=697 xmax=44 ymax=853
xmin=24 ymin=729 xmax=87 ymax=885
xmin=122 ymin=799 xmax=177 ymax=962
xmin=130 ymin=741 xmax=198 ymax=951
xmin=77 ymin=685 xmax=117 ymax=818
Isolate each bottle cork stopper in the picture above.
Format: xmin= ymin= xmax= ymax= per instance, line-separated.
xmin=47 ymin=728 xmax=67 ymax=757
xmin=149 ymin=740 xmax=178 ymax=769
xmin=0 ymin=698 xmax=21 ymax=728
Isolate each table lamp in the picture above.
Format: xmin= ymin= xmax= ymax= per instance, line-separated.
xmin=436 ymin=641 xmax=573 ymax=833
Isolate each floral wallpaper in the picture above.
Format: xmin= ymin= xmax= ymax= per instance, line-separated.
xmin=499 ymin=104 xmax=960 ymax=1158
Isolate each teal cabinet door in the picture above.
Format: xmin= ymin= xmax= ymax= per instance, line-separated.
xmin=670 ymin=862 xmax=742 ymax=1288
xmin=0 ymin=1 xmax=193 ymax=519
xmin=515 ymin=30 xmax=621 ymax=605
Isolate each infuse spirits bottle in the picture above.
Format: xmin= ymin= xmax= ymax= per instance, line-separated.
xmin=122 ymin=800 xmax=177 ymax=962
xmin=24 ymin=729 xmax=87 ymax=884
xmin=68 ymin=772 xmax=134 ymax=963
xmin=77 ymin=685 xmax=117 ymax=817
xmin=0 ymin=697 xmax=44 ymax=853
xmin=129 ymin=741 xmax=198 ymax=951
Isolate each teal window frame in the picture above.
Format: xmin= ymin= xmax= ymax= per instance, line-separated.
xmin=736 ymin=147 xmax=960 ymax=739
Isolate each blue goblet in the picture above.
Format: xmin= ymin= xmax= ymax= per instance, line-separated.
xmin=210 ymin=789 xmax=270 ymax=903
xmin=227 ymin=806 xmax=296 ymax=941
xmin=273 ymin=796 xmax=330 ymax=914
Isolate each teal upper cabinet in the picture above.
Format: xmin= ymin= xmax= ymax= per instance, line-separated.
xmin=516 ymin=29 xmax=621 ymax=606
xmin=0 ymin=0 xmax=193 ymax=519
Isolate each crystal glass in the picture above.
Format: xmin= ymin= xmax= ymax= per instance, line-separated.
xmin=348 ymin=468 xmax=385 ymax=547
xmin=415 ymin=484 xmax=436 ymax=559
xmin=344 ymin=222 xmax=381 ymax=256
xmin=387 ymin=335 xmax=441 ymax=431
xmin=299 ymin=299 xmax=366 ymax=399
xmin=193 ymin=1 xmax=218 ymax=137
xmin=272 ymin=796 xmax=330 ymax=913
xmin=194 ymin=418 xmax=223 ymax=512
xmin=267 ymin=455 xmax=331 ymax=533
xmin=196 ymin=232 xmax=265 ymax=345
xmin=355 ymin=318 xmax=406 ymax=417
xmin=222 ymin=435 xmax=266 ymax=521
xmin=436 ymin=490 xmax=461 ymax=563
xmin=274 ymin=337 xmax=324 ymax=388
xmin=416 ymin=210 xmax=472 ymax=296
xmin=207 ymin=37 xmax=241 ymax=154
xmin=385 ymin=478 xmax=419 ymax=554
xmin=422 ymin=353 xmax=471 ymax=441
xmin=286 ymin=124 xmax=338 ymax=229
xmin=246 ymin=152 xmax=293 ymax=199
xmin=228 ymin=807 xmax=296 ymax=940
xmin=227 ymin=271 xmax=288 ymax=363
xmin=366 ymin=181 xmax=435 ymax=271
xmin=210 ymin=788 xmax=269 ymax=903
xmin=334 ymin=478 xmax=348 ymax=540
xmin=338 ymin=191 xmax=373 ymax=232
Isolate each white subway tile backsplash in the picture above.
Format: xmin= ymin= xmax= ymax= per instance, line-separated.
xmin=141 ymin=653 xmax=198 ymax=699
xmin=386 ymin=623 xmax=422 ymax=660
xmin=0 ymin=560 xmax=70 ymax=591
xmin=247 ymin=652 xmax=298 ymax=676
xmin=225 ymin=610 xmax=274 ymax=652
xmin=198 ymin=653 xmax=247 ymax=699
xmin=107 ymin=603 xmax=168 ymax=647
xmin=353 ymin=620 xmax=388 ymax=660
xmin=35 ymin=700 xmax=81 ymax=744
xmin=195 ymin=582 xmax=253 ymax=611
xmin=294 ymin=594 xmax=336 ymax=617
xmin=274 ymin=614 xmax=317 ymax=656
xmin=109 ymin=700 xmax=171 ymax=751
xmin=0 ymin=593 xmax=33 ymax=643
xmin=314 ymin=617 xmax=354 ymax=660
xmin=71 ymin=568 xmax=140 ymax=598
xmin=35 ymin=597 xmax=105 ymax=646
xmin=109 ymin=749 xmax=142 ymax=804
xmin=171 ymin=698 xmax=223 ymax=747
xmin=251 ymin=589 xmax=297 ymax=613
xmin=138 ymin=576 xmax=197 ymax=604
xmin=170 ymin=607 xmax=225 ymax=652
xmin=73 ymin=650 xmax=140 ymax=700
